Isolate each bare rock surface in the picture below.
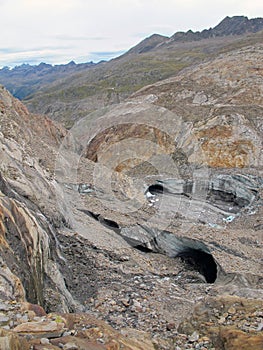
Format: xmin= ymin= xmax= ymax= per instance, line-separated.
xmin=0 ymin=44 xmax=262 ymax=350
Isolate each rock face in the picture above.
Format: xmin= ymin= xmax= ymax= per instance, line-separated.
xmin=146 ymin=174 xmax=262 ymax=219
xmin=0 ymin=43 xmax=262 ymax=349
xmin=0 ymin=85 xmax=85 ymax=312
xmin=81 ymin=47 xmax=263 ymax=175
xmin=132 ymin=45 xmax=263 ymax=169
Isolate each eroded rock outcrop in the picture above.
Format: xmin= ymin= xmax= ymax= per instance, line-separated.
xmin=131 ymin=45 xmax=263 ymax=169
xmin=0 ymin=189 xmax=82 ymax=312
xmin=0 ymin=45 xmax=262 ymax=350
xmin=0 ymin=86 xmax=81 ymax=312
xmin=145 ymin=173 xmax=262 ymax=225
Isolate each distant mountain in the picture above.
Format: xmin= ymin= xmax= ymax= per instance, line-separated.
xmin=171 ymin=16 xmax=263 ymax=41
xmin=0 ymin=60 xmax=97 ymax=99
xmin=127 ymin=33 xmax=169 ymax=54
xmin=0 ymin=15 xmax=262 ymax=127
xmin=128 ymin=16 xmax=263 ymax=54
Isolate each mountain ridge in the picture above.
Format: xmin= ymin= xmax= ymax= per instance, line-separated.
xmin=126 ymin=15 xmax=263 ymax=54
xmin=0 ymin=15 xmax=263 ymax=348
xmin=0 ymin=15 xmax=263 ymax=127
xmin=0 ymin=60 xmax=98 ymax=99
xmin=0 ymin=40 xmax=262 ymax=347
xmin=1 ymin=15 xmax=263 ymax=96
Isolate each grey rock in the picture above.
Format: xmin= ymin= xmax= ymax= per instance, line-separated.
xmin=0 ymin=315 xmax=10 ymax=324
xmin=63 ymin=343 xmax=78 ymax=350
xmin=120 ymin=225 xmax=218 ymax=283
xmin=193 ymin=92 xmax=208 ymax=104
xmin=148 ymin=173 xmax=261 ymax=214
xmin=0 ymin=303 xmax=10 ymax=312
xmin=2 ymin=326 xmax=10 ymax=330
xmin=188 ymin=331 xmax=199 ymax=342
xmin=40 ymin=338 xmax=50 ymax=344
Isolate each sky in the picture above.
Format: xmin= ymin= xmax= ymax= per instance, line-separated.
xmin=0 ymin=0 xmax=262 ymax=68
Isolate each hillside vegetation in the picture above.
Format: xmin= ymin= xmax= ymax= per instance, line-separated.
xmin=27 ymin=31 xmax=263 ymax=126
xmin=0 ymin=16 xmax=261 ymax=127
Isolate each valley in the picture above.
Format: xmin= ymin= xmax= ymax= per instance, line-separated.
xmin=0 ymin=15 xmax=262 ymax=350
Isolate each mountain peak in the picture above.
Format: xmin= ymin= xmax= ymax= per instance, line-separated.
xmin=170 ymin=15 xmax=263 ymax=42
xmin=126 ymin=33 xmax=168 ymax=54
xmin=129 ymin=16 xmax=263 ymax=54
xmin=212 ymin=15 xmax=263 ymax=35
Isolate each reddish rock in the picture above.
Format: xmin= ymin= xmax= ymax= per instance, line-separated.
xmin=13 ymin=320 xmax=65 ymax=335
xmin=0 ymin=328 xmax=30 ymax=350
xmin=220 ymin=328 xmax=263 ymax=350
xmin=21 ymin=302 xmax=47 ymax=316
xmin=61 ymin=313 xmax=156 ymax=349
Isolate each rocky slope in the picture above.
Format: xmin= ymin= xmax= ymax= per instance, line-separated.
xmin=0 ymin=85 xmax=164 ymax=349
xmin=0 ymin=43 xmax=262 ymax=349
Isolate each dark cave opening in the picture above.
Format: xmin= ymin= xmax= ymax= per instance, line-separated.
xmin=99 ymin=217 xmax=121 ymax=233
xmin=79 ymin=208 xmax=218 ymax=283
xmin=176 ymin=248 xmax=218 ymax=283
xmin=148 ymin=184 xmax=164 ymax=194
xmin=78 ymin=208 xmax=121 ymax=233
xmin=134 ymin=244 xmax=153 ymax=253
xmin=79 ymin=209 xmax=100 ymax=221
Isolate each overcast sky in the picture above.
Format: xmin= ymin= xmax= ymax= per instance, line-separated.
xmin=0 ymin=0 xmax=262 ymax=67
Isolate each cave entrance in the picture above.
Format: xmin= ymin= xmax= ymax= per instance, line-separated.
xmin=148 ymin=183 xmax=164 ymax=194
xmin=176 ymin=248 xmax=218 ymax=283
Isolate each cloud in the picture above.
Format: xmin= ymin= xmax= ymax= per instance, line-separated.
xmin=0 ymin=47 xmax=73 ymax=67
xmin=0 ymin=46 xmax=70 ymax=54
xmin=0 ymin=46 xmax=125 ymax=67
xmin=88 ymin=50 xmax=126 ymax=61
xmin=54 ymin=35 xmax=108 ymax=41
xmin=0 ymin=0 xmax=262 ymax=67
